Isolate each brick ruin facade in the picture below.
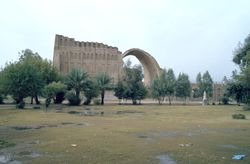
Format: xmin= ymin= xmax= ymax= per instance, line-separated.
xmin=53 ymin=34 xmax=224 ymax=102
xmin=53 ymin=34 xmax=123 ymax=82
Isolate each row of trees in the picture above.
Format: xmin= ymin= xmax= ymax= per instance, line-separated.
xmin=0 ymin=49 xmax=59 ymax=106
xmin=150 ymin=69 xmax=214 ymax=104
xmin=0 ymin=49 xmax=216 ymax=107
xmin=0 ymin=49 xmax=113 ymax=108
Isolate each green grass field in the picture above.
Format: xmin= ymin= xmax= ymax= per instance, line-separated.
xmin=0 ymin=104 xmax=249 ymax=164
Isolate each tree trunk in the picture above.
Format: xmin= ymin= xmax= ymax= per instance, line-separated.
xmin=35 ymin=95 xmax=40 ymax=104
xmin=132 ymin=99 xmax=137 ymax=105
xmin=76 ymin=91 xmax=80 ymax=100
xmin=30 ymin=96 xmax=34 ymax=104
xmin=101 ymin=90 xmax=105 ymax=105
xmin=168 ymin=95 xmax=171 ymax=105
xmin=158 ymin=99 xmax=162 ymax=105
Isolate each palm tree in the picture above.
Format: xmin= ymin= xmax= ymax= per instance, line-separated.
xmin=96 ymin=73 xmax=112 ymax=105
xmin=65 ymin=68 xmax=88 ymax=101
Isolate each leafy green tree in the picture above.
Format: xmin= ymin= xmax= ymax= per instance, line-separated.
xmin=150 ymin=68 xmax=175 ymax=105
xmin=0 ymin=49 xmax=59 ymax=106
xmin=175 ymin=73 xmax=191 ymax=104
xmin=96 ymin=73 xmax=112 ymax=105
xmin=18 ymin=49 xmax=44 ymax=104
xmin=225 ymin=81 xmax=244 ymax=105
xmin=202 ymin=71 xmax=213 ymax=99
xmin=1 ymin=61 xmax=43 ymax=107
xmin=232 ymin=34 xmax=250 ymax=108
xmin=165 ymin=68 xmax=176 ymax=104
xmin=194 ymin=72 xmax=203 ymax=98
xmin=114 ymin=80 xmax=127 ymax=104
xmin=150 ymin=76 xmax=166 ymax=104
xmin=0 ymin=70 xmax=5 ymax=104
xmin=44 ymin=82 xmax=67 ymax=104
xmin=134 ymin=81 xmax=148 ymax=104
xmin=123 ymin=64 xmax=147 ymax=105
xmin=18 ymin=49 xmax=59 ymax=104
xmin=64 ymin=68 xmax=88 ymax=105
xmin=83 ymin=79 xmax=100 ymax=105
xmin=195 ymin=71 xmax=213 ymax=102
xmin=114 ymin=60 xmax=147 ymax=105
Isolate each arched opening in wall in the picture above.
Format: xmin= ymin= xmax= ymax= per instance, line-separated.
xmin=123 ymin=55 xmax=145 ymax=82
xmin=122 ymin=48 xmax=161 ymax=86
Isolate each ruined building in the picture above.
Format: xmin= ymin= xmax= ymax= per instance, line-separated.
xmin=53 ymin=34 xmax=123 ymax=82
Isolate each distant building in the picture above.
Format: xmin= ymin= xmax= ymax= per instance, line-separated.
xmin=53 ymin=34 xmax=123 ymax=82
xmin=53 ymin=34 xmax=161 ymax=85
xmin=191 ymin=83 xmax=225 ymax=102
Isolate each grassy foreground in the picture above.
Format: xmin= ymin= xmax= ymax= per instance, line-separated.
xmin=0 ymin=104 xmax=249 ymax=164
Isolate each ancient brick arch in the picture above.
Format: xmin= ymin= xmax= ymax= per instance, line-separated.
xmin=122 ymin=48 xmax=161 ymax=85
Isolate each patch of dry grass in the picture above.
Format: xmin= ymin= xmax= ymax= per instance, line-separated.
xmin=0 ymin=105 xmax=250 ymax=163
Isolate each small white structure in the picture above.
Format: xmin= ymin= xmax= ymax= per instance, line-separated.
xmin=202 ymin=91 xmax=207 ymax=106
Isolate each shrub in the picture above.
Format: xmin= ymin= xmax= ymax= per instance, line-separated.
xmin=45 ymin=98 xmax=51 ymax=108
xmin=93 ymin=99 xmax=101 ymax=105
xmin=0 ymin=95 xmax=3 ymax=104
xmin=65 ymin=91 xmax=81 ymax=105
xmin=0 ymin=139 xmax=16 ymax=149
xmin=221 ymin=96 xmax=229 ymax=105
xmin=243 ymin=104 xmax=250 ymax=111
xmin=232 ymin=113 xmax=246 ymax=119
xmin=16 ymin=101 xmax=25 ymax=109
xmin=55 ymin=92 xmax=65 ymax=104
xmin=83 ymin=99 xmax=91 ymax=105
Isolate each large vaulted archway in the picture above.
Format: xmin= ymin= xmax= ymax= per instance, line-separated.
xmin=122 ymin=48 xmax=161 ymax=85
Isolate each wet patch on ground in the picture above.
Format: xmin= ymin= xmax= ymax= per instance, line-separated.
xmin=9 ymin=122 xmax=87 ymax=131
xmin=137 ymin=127 xmax=250 ymax=142
xmin=136 ymin=129 xmax=207 ymax=142
xmin=116 ymin=110 xmax=144 ymax=114
xmin=0 ymin=138 xmax=65 ymax=164
xmin=68 ymin=110 xmax=101 ymax=116
xmin=156 ymin=154 xmax=176 ymax=164
xmin=0 ymin=139 xmax=43 ymax=164
xmin=218 ymin=144 xmax=250 ymax=153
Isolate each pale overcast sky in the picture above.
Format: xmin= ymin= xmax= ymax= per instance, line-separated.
xmin=1 ymin=0 xmax=250 ymax=82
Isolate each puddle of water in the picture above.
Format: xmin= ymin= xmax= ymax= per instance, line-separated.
xmin=137 ymin=128 xmax=211 ymax=141
xmin=16 ymin=151 xmax=41 ymax=158
xmin=9 ymin=122 xmax=87 ymax=131
xmin=8 ymin=161 xmax=22 ymax=164
xmin=0 ymin=154 xmax=11 ymax=163
xmin=68 ymin=110 xmax=100 ymax=116
xmin=156 ymin=154 xmax=176 ymax=164
xmin=116 ymin=110 xmax=144 ymax=114
xmin=218 ymin=144 xmax=250 ymax=153
xmin=219 ymin=144 xmax=239 ymax=149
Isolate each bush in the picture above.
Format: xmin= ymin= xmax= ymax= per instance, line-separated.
xmin=232 ymin=113 xmax=246 ymax=119
xmin=221 ymin=96 xmax=229 ymax=105
xmin=0 ymin=139 xmax=16 ymax=149
xmin=65 ymin=91 xmax=81 ymax=105
xmin=45 ymin=98 xmax=51 ymax=108
xmin=93 ymin=99 xmax=101 ymax=105
xmin=0 ymin=95 xmax=3 ymax=104
xmin=16 ymin=101 xmax=25 ymax=109
xmin=55 ymin=92 xmax=65 ymax=104
xmin=243 ymin=104 xmax=250 ymax=111
xmin=83 ymin=99 xmax=91 ymax=105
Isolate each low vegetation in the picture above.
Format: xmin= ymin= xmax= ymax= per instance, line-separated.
xmin=0 ymin=139 xmax=16 ymax=149
xmin=0 ymin=105 xmax=249 ymax=163
xmin=232 ymin=113 xmax=246 ymax=119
